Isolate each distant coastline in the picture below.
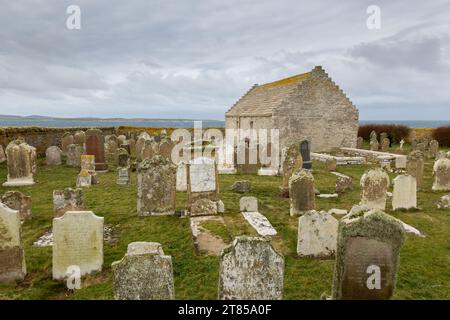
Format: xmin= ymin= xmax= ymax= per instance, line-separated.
xmin=0 ymin=115 xmax=450 ymax=129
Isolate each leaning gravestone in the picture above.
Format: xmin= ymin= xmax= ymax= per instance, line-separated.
xmin=86 ymin=129 xmax=108 ymax=171
xmin=0 ymin=144 xmax=6 ymax=163
xmin=406 ymin=150 xmax=424 ymax=190
xmin=360 ymin=168 xmax=390 ymax=210
xmin=218 ymin=236 xmax=284 ymax=300
xmin=297 ymin=210 xmax=338 ymax=259
xmin=281 ymin=143 xmax=303 ymax=195
xmin=3 ymin=139 xmax=36 ymax=187
xmin=1 ymin=191 xmax=32 ymax=220
xmin=53 ymin=188 xmax=84 ymax=218
xmin=331 ymin=208 xmax=405 ymax=300
xmin=300 ymin=140 xmax=312 ymax=169
xmin=45 ymin=146 xmax=62 ymax=165
xmin=137 ymin=155 xmax=176 ymax=216
xmin=432 ymin=158 xmax=450 ymax=191
xmin=66 ymin=144 xmax=83 ymax=167
xmin=112 ymin=242 xmax=175 ymax=300
xmin=289 ymin=169 xmax=315 ymax=216
xmin=187 ymin=157 xmax=219 ymax=211
xmin=61 ymin=132 xmax=74 ymax=155
xmin=0 ymin=203 xmax=26 ymax=283
xmin=52 ymin=211 xmax=104 ymax=280
xmin=392 ymin=175 xmax=417 ymax=210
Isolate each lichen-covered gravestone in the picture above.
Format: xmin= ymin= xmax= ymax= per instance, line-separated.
xmin=137 ymin=155 xmax=176 ymax=216
xmin=3 ymin=139 xmax=36 ymax=187
xmin=432 ymin=158 xmax=450 ymax=191
xmin=280 ymin=143 xmax=303 ymax=195
xmin=0 ymin=203 xmax=26 ymax=283
xmin=359 ymin=168 xmax=390 ymax=210
xmin=392 ymin=175 xmax=417 ymax=210
xmin=297 ymin=210 xmax=338 ymax=259
xmin=334 ymin=172 xmax=353 ymax=193
xmin=289 ymin=169 xmax=315 ymax=216
xmin=1 ymin=191 xmax=32 ymax=220
xmin=381 ymin=138 xmax=390 ymax=152
xmin=53 ymin=188 xmax=84 ymax=218
xmin=406 ymin=150 xmax=424 ymax=190
xmin=45 ymin=146 xmax=62 ymax=165
xmin=187 ymin=157 xmax=219 ymax=211
xmin=80 ymin=154 xmax=95 ymax=172
xmin=331 ymin=208 xmax=405 ymax=300
xmin=239 ymin=196 xmax=258 ymax=212
xmin=231 ymin=180 xmax=251 ymax=193
xmin=66 ymin=144 xmax=84 ymax=167
xmin=85 ymin=129 xmax=108 ymax=171
xmin=112 ymin=242 xmax=175 ymax=300
xmin=52 ymin=211 xmax=104 ymax=280
xmin=218 ymin=237 xmax=284 ymax=300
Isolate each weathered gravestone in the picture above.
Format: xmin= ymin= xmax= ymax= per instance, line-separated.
xmin=239 ymin=196 xmax=258 ymax=212
xmin=52 ymin=211 xmax=104 ymax=280
xmin=190 ymin=198 xmax=218 ymax=216
xmin=135 ymin=133 xmax=151 ymax=162
xmin=428 ymin=140 xmax=439 ymax=159
xmin=117 ymin=135 xmax=127 ymax=147
xmin=381 ymin=138 xmax=390 ymax=152
xmin=289 ymin=169 xmax=315 ymax=216
xmin=66 ymin=144 xmax=84 ymax=167
xmin=0 ymin=203 xmax=26 ymax=283
xmin=280 ymin=143 xmax=303 ymax=196
xmin=73 ymin=130 xmax=86 ymax=148
xmin=0 ymin=145 xmax=6 ymax=163
xmin=406 ymin=150 xmax=424 ymax=190
xmin=176 ymin=161 xmax=187 ymax=192
xmin=1 ymin=191 xmax=32 ymax=220
xmin=333 ymin=172 xmax=353 ymax=193
xmin=3 ymin=139 xmax=36 ymax=187
xmin=137 ymin=155 xmax=176 ymax=216
xmin=61 ymin=132 xmax=74 ymax=155
xmin=360 ymin=168 xmax=390 ymax=210
xmin=117 ymin=148 xmax=130 ymax=185
xmin=85 ymin=129 xmax=108 ymax=171
xmin=76 ymin=169 xmax=92 ymax=187
xmin=297 ymin=210 xmax=338 ymax=259
xmin=392 ymin=175 xmax=417 ymax=210
xmin=370 ymin=130 xmax=377 ymax=142
xmin=53 ymin=188 xmax=84 ymax=218
xmin=45 ymin=146 xmax=62 ymax=165
xmin=356 ymin=137 xmax=364 ymax=149
xmin=432 ymin=158 xmax=450 ymax=191
xmin=379 ymin=132 xmax=388 ymax=143
xmin=159 ymin=140 xmax=174 ymax=160
xmin=218 ymin=236 xmax=284 ymax=300
xmin=232 ymin=180 xmax=251 ymax=193
xmin=300 ymin=140 xmax=312 ymax=169
xmin=331 ymin=208 xmax=405 ymax=300
xmin=187 ymin=157 xmax=219 ymax=211
xmin=112 ymin=242 xmax=175 ymax=300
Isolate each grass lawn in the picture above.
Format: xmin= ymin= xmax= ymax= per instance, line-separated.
xmin=0 ymin=146 xmax=449 ymax=300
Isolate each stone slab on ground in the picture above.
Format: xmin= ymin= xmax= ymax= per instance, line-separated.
xmin=241 ymin=211 xmax=277 ymax=236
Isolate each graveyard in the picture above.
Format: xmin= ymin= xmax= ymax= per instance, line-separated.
xmin=0 ymin=138 xmax=449 ymax=300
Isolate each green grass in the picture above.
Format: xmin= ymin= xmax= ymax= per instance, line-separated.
xmin=0 ymin=147 xmax=449 ymax=300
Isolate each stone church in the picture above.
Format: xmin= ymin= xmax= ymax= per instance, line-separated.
xmin=225 ymin=66 xmax=359 ymax=152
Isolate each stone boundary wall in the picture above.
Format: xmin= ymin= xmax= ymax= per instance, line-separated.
xmin=0 ymin=127 xmax=115 ymax=156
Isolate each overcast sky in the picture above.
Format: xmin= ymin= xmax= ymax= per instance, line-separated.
xmin=0 ymin=1 xmax=449 ymax=120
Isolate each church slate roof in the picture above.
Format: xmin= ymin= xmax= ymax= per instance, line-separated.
xmin=225 ymin=71 xmax=312 ymax=117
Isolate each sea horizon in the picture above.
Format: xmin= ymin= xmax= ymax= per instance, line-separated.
xmin=0 ymin=116 xmax=450 ymax=129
